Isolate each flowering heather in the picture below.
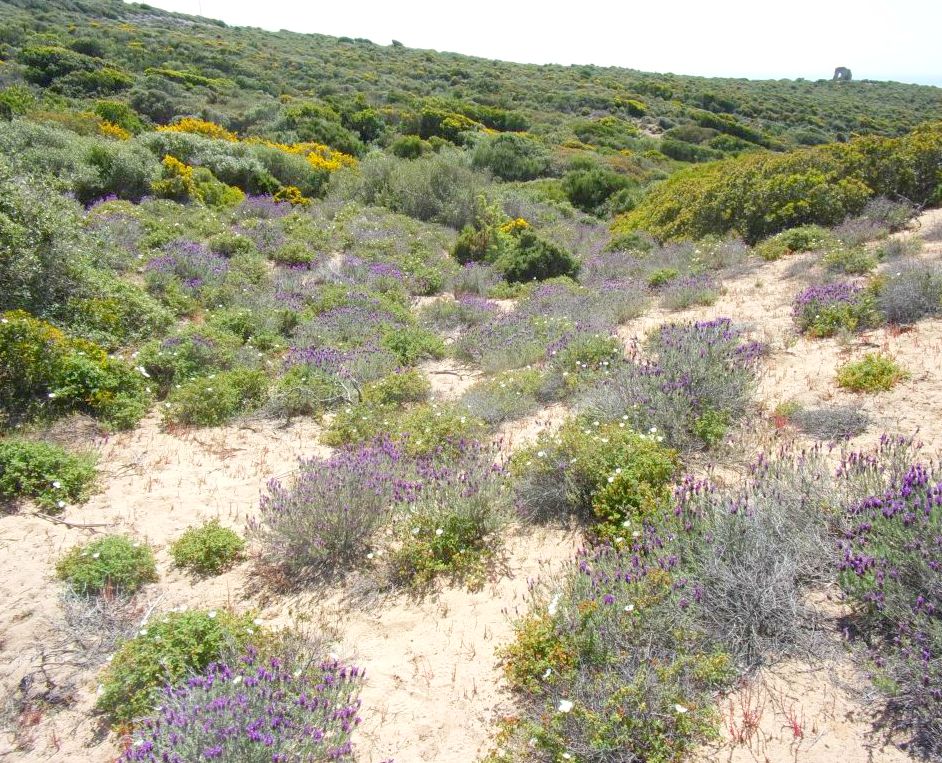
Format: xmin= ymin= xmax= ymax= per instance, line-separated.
xmin=791 ymin=280 xmax=879 ymax=337
xmin=234 ymin=220 xmax=288 ymax=256
xmin=838 ymin=456 xmax=942 ymax=755
xmin=454 ymin=312 xmax=570 ymax=373
xmin=582 ymin=318 xmax=764 ymax=449
xmin=235 ymin=194 xmax=294 ymax=220
xmin=250 ymin=438 xmax=405 ymax=575
xmin=121 ymin=648 xmax=364 ymax=763
xmin=292 ymin=305 xmax=401 ymax=350
xmin=145 ymin=240 xmax=229 ymax=296
xmin=251 ymin=437 xmax=506 ymax=582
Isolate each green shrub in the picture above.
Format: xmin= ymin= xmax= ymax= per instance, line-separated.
xmin=390 ymin=134 xmax=429 ymax=159
xmin=0 ymin=310 xmax=151 ymax=430
xmin=647 ymin=267 xmax=679 ymax=287
xmin=494 ymin=229 xmax=580 ymax=283
xmin=380 ymin=326 xmax=445 ymax=365
xmin=164 ymin=368 xmax=269 ymax=426
xmin=55 ymin=535 xmax=157 ymax=596
xmin=472 ymin=133 xmax=551 ymax=181
xmin=618 ymin=122 xmax=942 ymax=243
xmin=94 ymin=100 xmax=144 ymax=134
xmin=389 ymin=443 xmax=511 ymax=590
xmin=170 ymin=520 xmax=246 ymax=575
xmin=511 ymin=418 xmax=678 ymax=531
xmin=137 ymin=327 xmax=242 ymax=397
xmin=836 ymin=353 xmax=908 ymax=393
xmin=96 ymin=609 xmax=258 ymax=725
xmin=821 ymin=245 xmax=878 ymax=274
xmin=323 ymin=401 xmax=483 ymax=455
xmin=268 ymin=364 xmax=352 ymax=419
xmin=755 ymin=225 xmax=837 ymax=260
xmin=362 ymin=368 xmax=431 ymax=405
xmin=461 ymin=368 xmax=546 ymax=425
xmin=562 ymin=165 xmax=634 ymax=215
xmin=0 ymin=438 xmax=96 ymax=512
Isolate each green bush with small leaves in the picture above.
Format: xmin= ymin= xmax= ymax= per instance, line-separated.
xmin=836 ymin=353 xmax=908 ymax=393
xmin=0 ymin=438 xmax=97 ymax=512
xmin=362 ymin=368 xmax=431 ymax=406
xmin=755 ymin=225 xmax=837 ymax=260
xmin=380 ymin=326 xmax=446 ymax=365
xmin=170 ymin=520 xmax=246 ymax=575
xmin=163 ymin=368 xmax=269 ymax=426
xmin=96 ymin=609 xmax=259 ymax=725
xmin=55 ymin=535 xmax=157 ymax=596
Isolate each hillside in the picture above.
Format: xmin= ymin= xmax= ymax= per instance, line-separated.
xmin=1 ymin=2 xmax=942 ymax=763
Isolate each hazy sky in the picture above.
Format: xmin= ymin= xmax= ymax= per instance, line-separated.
xmin=128 ymin=0 xmax=941 ymax=86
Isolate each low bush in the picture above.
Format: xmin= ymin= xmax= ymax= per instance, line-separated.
xmin=380 ymin=325 xmax=445 ymax=365
xmin=0 ymin=310 xmax=151 ymax=430
xmin=511 ymin=418 xmax=678 ymax=531
xmin=659 ymin=273 xmax=720 ymax=310
xmin=878 ymin=236 xmax=923 ymax=260
xmin=322 ymin=402 xmax=483 ymax=455
xmin=821 ymin=245 xmax=878 ymax=274
xmin=494 ymin=229 xmax=580 ymax=283
xmin=389 ymin=442 xmax=511 ymax=590
xmin=361 ymin=368 xmax=430 ymax=406
xmin=580 ymin=318 xmax=763 ymax=450
xmin=790 ymin=405 xmax=870 ymax=440
xmin=121 ymin=647 xmax=364 ymax=762
xmin=461 ymin=369 xmax=546 ymax=425
xmin=617 ymin=123 xmax=942 ymax=243
xmin=838 ymin=456 xmax=942 ymax=756
xmin=755 ymin=225 xmax=837 ymax=261
xmin=454 ymin=312 xmax=569 ymax=373
xmin=163 ymin=368 xmax=269 ymax=426
xmin=55 ymin=535 xmax=157 ymax=596
xmin=170 ymin=520 xmax=246 ymax=575
xmin=137 ymin=327 xmax=242 ymax=398
xmin=418 ymin=295 xmax=499 ymax=331
xmin=791 ymin=282 xmax=880 ymax=337
xmin=96 ymin=609 xmax=259 ymax=725
xmin=0 ymin=438 xmax=96 ymax=512
xmin=836 ymin=353 xmax=907 ymax=393
xmin=877 ymin=262 xmax=942 ymax=324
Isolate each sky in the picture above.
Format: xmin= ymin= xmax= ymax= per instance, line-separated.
xmin=128 ymin=0 xmax=942 ymax=86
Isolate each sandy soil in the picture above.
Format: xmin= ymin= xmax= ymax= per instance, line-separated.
xmin=2 ymin=210 xmax=941 ymax=762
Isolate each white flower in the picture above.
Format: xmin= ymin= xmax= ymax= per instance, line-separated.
xmin=435 ymin=528 xmax=444 ymax=536
xmin=607 ymin=476 xmax=615 ymax=483
xmin=52 ymin=480 xmax=62 ymax=489
xmin=137 ymin=366 xmax=151 ymax=378
xmin=57 ymin=500 xmax=66 ymax=509
xmin=557 ymin=699 xmax=574 ymax=713
xmin=367 ymin=552 xmax=374 ymax=560
xmin=624 ymin=604 xmax=635 ymax=613
xmin=232 ymin=675 xmax=243 ymax=684
xmin=537 ymin=450 xmax=546 ymax=458
xmin=253 ymin=618 xmax=264 ymax=626
xmin=412 ymin=527 xmax=420 ymax=535
xmin=48 ymin=392 xmax=56 ymax=399
xmin=139 ymin=628 xmax=148 ymax=636
xmin=649 ymin=426 xmax=658 ymax=434
xmin=92 ymin=552 xmax=100 ymax=559
xmin=542 ymin=668 xmax=553 ymax=679
xmin=207 ymin=610 xmax=217 ymax=619
xmin=674 ymin=703 xmax=689 ymax=714
xmin=632 ymin=530 xmax=641 ymax=539
xmin=547 ymin=593 xmax=561 ymax=616
xmin=562 ymin=754 xmax=572 ymax=760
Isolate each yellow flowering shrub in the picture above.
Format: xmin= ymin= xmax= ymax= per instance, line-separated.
xmin=272 ymin=185 xmax=310 ymax=206
xmin=498 ymin=218 xmax=530 ymax=235
xmin=98 ymin=120 xmax=131 ymax=140
xmin=157 ymin=117 xmax=238 ymax=142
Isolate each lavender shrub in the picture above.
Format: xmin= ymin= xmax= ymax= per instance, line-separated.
xmin=791 ymin=281 xmax=879 ymax=337
xmin=121 ymin=648 xmax=366 ymax=762
xmin=580 ymin=318 xmax=764 ymax=449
